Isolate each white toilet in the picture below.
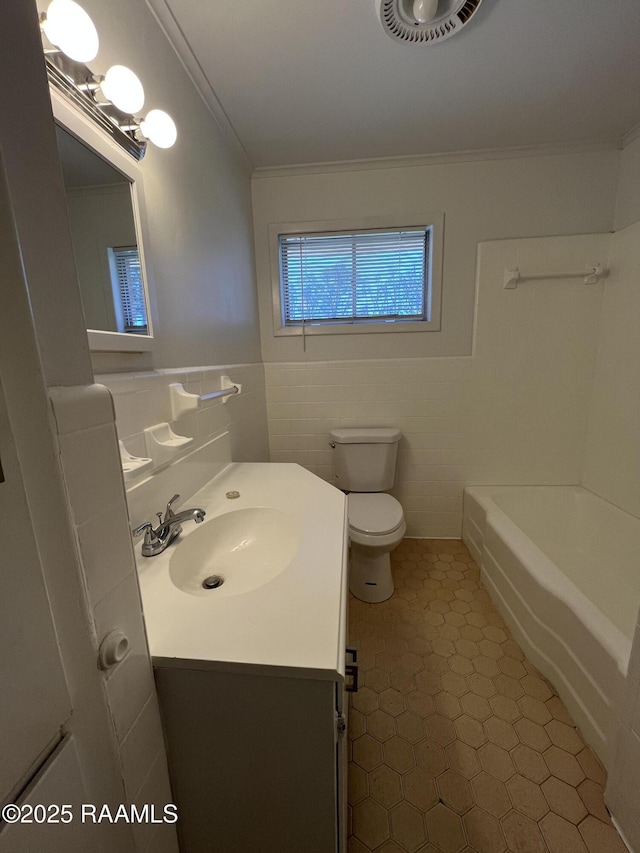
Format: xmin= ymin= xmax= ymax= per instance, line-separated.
xmin=330 ymin=428 xmax=406 ymax=603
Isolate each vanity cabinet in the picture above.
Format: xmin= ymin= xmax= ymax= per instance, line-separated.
xmin=155 ymin=663 xmax=347 ymax=853
xmin=135 ymin=462 xmax=350 ymax=852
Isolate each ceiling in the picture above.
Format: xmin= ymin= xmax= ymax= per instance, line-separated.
xmin=159 ymin=0 xmax=640 ymax=168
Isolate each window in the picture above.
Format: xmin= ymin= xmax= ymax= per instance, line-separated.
xmin=107 ymin=246 xmax=148 ymax=334
xmin=269 ymin=215 xmax=443 ymax=337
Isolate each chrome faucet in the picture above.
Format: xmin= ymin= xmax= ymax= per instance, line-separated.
xmin=133 ymin=494 xmax=206 ymax=557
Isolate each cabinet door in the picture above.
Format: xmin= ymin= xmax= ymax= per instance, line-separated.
xmin=156 ymin=666 xmax=339 ymax=853
xmin=0 ymin=380 xmax=71 ymax=804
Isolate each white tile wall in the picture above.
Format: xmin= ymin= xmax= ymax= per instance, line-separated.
xmin=265 ymin=233 xmax=611 ymax=538
xmin=266 ymin=357 xmax=474 ymax=537
xmin=98 ymin=362 xmax=269 ymax=484
xmin=125 ymin=431 xmax=232 ymax=533
xmin=45 ymin=363 xmax=268 ymax=852
xmin=49 ymin=383 xmax=177 ymax=853
xmin=96 ymin=363 xmax=269 ymax=531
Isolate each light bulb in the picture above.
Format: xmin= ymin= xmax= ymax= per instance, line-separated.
xmin=413 ymin=0 xmax=438 ymax=24
xmin=42 ymin=0 xmax=99 ymax=63
xmin=141 ymin=110 xmax=177 ymax=149
xmin=101 ymin=65 xmax=145 ymax=114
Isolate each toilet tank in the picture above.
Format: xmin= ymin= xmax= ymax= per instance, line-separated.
xmin=330 ymin=428 xmax=401 ymax=492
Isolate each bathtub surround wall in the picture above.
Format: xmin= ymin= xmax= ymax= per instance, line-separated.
xmin=582 ymin=219 xmax=640 ymax=520
xmin=266 ymin=233 xmax=610 ymax=537
xmin=614 ymin=133 xmax=640 ymax=231
xmin=583 ymin=135 xmax=640 ymax=849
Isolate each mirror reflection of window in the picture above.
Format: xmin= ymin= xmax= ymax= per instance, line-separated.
xmin=107 ymin=246 xmax=147 ymax=334
xmin=55 ymin=125 xmax=150 ymax=336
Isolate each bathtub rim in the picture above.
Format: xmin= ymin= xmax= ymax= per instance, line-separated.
xmin=464 ymin=484 xmax=632 ymax=678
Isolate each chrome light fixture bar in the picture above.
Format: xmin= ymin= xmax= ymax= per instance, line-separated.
xmin=40 ymin=0 xmax=177 ymax=159
xmin=44 ymin=53 xmax=147 ymax=160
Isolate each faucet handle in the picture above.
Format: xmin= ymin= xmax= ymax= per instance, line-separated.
xmin=132 ymin=522 xmax=160 ymax=547
xmin=164 ymin=494 xmax=181 ymax=521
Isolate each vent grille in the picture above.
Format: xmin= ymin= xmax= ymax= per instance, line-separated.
xmin=457 ymin=0 xmax=481 ymax=24
xmin=378 ymin=0 xmax=483 ymax=45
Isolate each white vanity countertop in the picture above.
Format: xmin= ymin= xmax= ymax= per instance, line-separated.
xmin=135 ymin=463 xmax=348 ymax=681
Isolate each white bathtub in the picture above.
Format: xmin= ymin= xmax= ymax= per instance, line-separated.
xmin=463 ymin=485 xmax=640 ymax=766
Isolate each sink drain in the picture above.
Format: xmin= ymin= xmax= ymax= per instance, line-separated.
xmin=202 ymin=575 xmax=225 ymax=590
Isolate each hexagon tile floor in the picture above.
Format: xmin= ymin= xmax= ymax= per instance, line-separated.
xmin=347 ymin=538 xmax=629 ymax=853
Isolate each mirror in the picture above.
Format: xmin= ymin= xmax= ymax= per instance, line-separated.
xmin=49 ymin=88 xmax=155 ymax=352
xmin=55 ymin=124 xmax=150 ymax=338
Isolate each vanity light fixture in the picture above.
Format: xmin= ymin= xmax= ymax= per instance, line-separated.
xmin=40 ymin=0 xmax=178 ymax=159
xmin=140 ymin=110 xmax=177 ymax=149
xmin=100 ymin=65 xmax=145 ymax=115
xmin=41 ymin=0 xmax=99 ymax=63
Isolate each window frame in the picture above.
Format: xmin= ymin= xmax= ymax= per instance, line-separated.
xmin=268 ymin=213 xmax=443 ymax=337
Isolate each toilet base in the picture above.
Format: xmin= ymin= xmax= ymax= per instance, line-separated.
xmin=349 ymin=547 xmax=394 ymax=603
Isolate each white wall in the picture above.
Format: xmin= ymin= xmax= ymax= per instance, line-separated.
xmin=252 ymin=148 xmax=619 ymax=363
xmin=266 ymin=233 xmax=610 ymax=537
xmin=50 ymin=0 xmax=263 ymax=375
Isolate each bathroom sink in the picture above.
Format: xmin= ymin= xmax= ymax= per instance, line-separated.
xmin=135 ymin=461 xmax=347 ymax=672
xmin=168 ymin=507 xmax=301 ymax=598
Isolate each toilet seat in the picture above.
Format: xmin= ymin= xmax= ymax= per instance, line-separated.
xmin=348 ymin=493 xmax=404 ymax=536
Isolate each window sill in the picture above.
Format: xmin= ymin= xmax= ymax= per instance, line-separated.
xmin=87 ymin=329 xmax=154 ymax=352
xmin=273 ymin=319 xmax=441 ymax=337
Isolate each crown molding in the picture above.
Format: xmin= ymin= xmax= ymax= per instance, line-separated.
xmin=252 ymin=139 xmax=621 ymax=180
xmin=144 ymin=0 xmax=254 ymax=175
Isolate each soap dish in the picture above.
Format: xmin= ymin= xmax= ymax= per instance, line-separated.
xmin=119 ymin=440 xmax=153 ymax=482
xmin=144 ymin=422 xmax=193 ymax=466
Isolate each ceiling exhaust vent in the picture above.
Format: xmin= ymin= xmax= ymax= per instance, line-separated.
xmin=376 ymin=0 xmax=483 ymax=45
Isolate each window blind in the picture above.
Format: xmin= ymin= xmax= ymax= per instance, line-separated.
xmin=112 ymin=246 xmax=148 ymax=333
xmin=279 ymin=228 xmax=429 ymax=326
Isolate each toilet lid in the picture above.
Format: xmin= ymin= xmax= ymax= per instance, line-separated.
xmin=348 ymin=493 xmax=404 ymax=535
